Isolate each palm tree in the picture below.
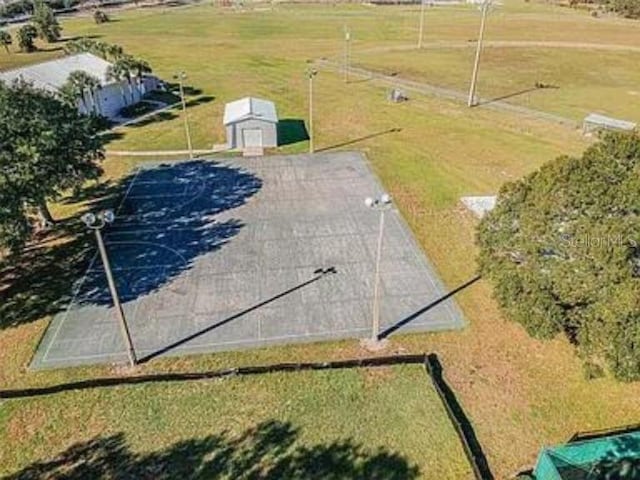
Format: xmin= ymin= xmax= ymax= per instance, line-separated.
xmin=64 ymin=38 xmax=97 ymax=56
xmin=105 ymin=43 xmax=124 ymax=62
xmin=93 ymin=40 xmax=110 ymax=60
xmin=118 ymin=55 xmax=141 ymax=104
xmin=64 ymin=38 xmax=113 ymax=62
xmin=131 ymin=57 xmax=152 ymax=96
xmin=73 ymin=71 xmax=102 ymax=115
xmin=106 ymin=59 xmax=131 ymax=106
xmin=61 ymin=70 xmax=101 ymax=115
xmin=0 ymin=30 xmax=12 ymax=54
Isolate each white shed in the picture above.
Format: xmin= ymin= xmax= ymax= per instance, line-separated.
xmin=223 ymin=97 xmax=278 ymax=151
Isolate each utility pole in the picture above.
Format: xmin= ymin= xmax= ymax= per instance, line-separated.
xmin=364 ymin=194 xmax=392 ymax=348
xmin=308 ymin=69 xmax=318 ymax=154
xmin=344 ymin=26 xmax=351 ymax=83
xmin=371 ymin=207 xmax=385 ymax=341
xmin=175 ymin=71 xmax=194 ymax=159
xmin=418 ymin=0 xmax=426 ymax=49
xmin=82 ymin=210 xmax=137 ymax=367
xmin=467 ymin=0 xmax=490 ymax=107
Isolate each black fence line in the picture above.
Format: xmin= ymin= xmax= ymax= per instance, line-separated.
xmin=0 ymin=354 xmax=426 ymax=400
xmin=424 ymin=353 xmax=494 ymax=480
xmin=569 ymin=422 xmax=640 ymax=443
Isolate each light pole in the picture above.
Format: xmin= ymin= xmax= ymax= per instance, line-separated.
xmin=307 ymin=69 xmax=318 ymax=154
xmin=344 ymin=26 xmax=351 ymax=83
xmin=467 ymin=0 xmax=491 ymax=107
xmin=418 ymin=0 xmax=426 ymax=49
xmin=174 ymin=71 xmax=194 ymax=159
xmin=364 ymin=193 xmax=392 ymax=347
xmin=82 ymin=209 xmax=137 ymax=367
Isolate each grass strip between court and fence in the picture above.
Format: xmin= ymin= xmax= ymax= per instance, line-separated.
xmin=0 ymin=353 xmax=494 ymax=480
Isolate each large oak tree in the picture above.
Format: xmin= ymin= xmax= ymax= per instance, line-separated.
xmin=0 ymin=80 xmax=104 ymax=252
xmin=477 ymin=132 xmax=640 ymax=381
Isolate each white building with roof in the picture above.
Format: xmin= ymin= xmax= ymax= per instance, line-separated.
xmin=0 ymin=53 xmax=160 ymax=119
xmin=223 ymin=97 xmax=279 ymax=151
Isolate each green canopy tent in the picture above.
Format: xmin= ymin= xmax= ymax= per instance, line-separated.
xmin=533 ymin=431 xmax=640 ymax=480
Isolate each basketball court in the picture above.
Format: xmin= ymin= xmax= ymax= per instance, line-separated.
xmin=32 ymin=152 xmax=465 ymax=369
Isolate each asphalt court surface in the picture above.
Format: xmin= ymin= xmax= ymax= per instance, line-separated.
xmin=32 ymin=152 xmax=465 ymax=368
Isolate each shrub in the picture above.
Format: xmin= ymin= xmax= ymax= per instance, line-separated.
xmin=93 ymin=9 xmax=110 ymax=24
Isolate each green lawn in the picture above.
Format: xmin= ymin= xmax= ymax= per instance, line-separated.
xmin=1 ymin=2 xmax=640 ymax=479
xmin=0 ymin=365 xmax=472 ymax=479
xmin=353 ymin=46 xmax=640 ymax=121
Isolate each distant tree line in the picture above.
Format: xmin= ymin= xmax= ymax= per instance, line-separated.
xmin=608 ymin=0 xmax=640 ymax=18
xmin=477 ymin=132 xmax=640 ymax=382
xmin=0 ymin=0 xmax=79 ymax=20
xmin=0 ymin=0 xmax=131 ymax=20
xmin=0 ymin=0 xmax=61 ymax=53
xmin=0 ymin=3 xmax=112 ymax=54
xmin=569 ymin=0 xmax=640 ymax=19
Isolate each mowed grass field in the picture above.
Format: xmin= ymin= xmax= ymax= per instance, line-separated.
xmin=353 ymin=45 xmax=640 ymax=121
xmin=2 ymin=2 xmax=640 ymax=478
xmin=1 ymin=365 xmax=473 ymax=478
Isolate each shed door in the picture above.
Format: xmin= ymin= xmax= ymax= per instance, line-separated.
xmin=243 ymin=129 xmax=263 ymax=148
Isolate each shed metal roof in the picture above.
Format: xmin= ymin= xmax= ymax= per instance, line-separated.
xmin=224 ymin=97 xmax=278 ymax=125
xmin=0 ymin=53 xmax=113 ymax=93
xmin=583 ymin=113 xmax=636 ymax=131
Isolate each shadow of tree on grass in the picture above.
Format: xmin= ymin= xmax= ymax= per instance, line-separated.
xmin=0 ymin=222 xmax=94 ymax=330
xmin=5 ymin=420 xmax=420 ymax=479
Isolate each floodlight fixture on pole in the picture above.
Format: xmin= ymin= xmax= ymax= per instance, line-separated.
xmin=82 ymin=209 xmax=137 ymax=367
xmin=174 ymin=71 xmax=194 ymax=159
xmin=467 ymin=0 xmax=491 ymax=107
xmin=344 ymin=26 xmax=351 ymax=83
xmin=418 ymin=0 xmax=426 ymax=49
xmin=307 ymin=69 xmax=318 ymax=154
xmin=364 ymin=193 xmax=392 ymax=345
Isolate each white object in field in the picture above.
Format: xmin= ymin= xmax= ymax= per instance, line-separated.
xmin=582 ymin=113 xmax=637 ymax=134
xmin=389 ymin=88 xmax=408 ymax=103
xmin=461 ymin=196 xmax=497 ymax=218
